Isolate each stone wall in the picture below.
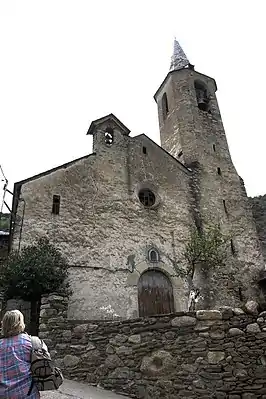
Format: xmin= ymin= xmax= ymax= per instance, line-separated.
xmin=250 ymin=195 xmax=266 ymax=261
xmin=11 ymin=116 xmax=193 ymax=320
xmin=40 ymin=294 xmax=266 ymax=399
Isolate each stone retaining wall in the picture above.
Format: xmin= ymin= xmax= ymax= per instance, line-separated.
xmin=39 ymin=294 xmax=266 ymax=398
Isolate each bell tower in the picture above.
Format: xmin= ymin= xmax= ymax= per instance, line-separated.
xmin=154 ymin=40 xmax=264 ymax=308
xmin=154 ymin=40 xmax=234 ymax=170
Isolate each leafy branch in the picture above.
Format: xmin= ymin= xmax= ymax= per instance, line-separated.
xmin=183 ymin=224 xmax=231 ymax=279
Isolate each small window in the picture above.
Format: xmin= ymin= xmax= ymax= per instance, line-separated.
xmin=213 ymin=144 xmax=216 ymax=152
xmin=148 ymin=248 xmax=159 ymax=263
xmin=104 ymin=127 xmax=114 ymax=146
xmin=178 ymin=150 xmax=183 ymax=158
xmin=143 ymin=147 xmax=147 ymax=154
xmin=231 ymin=239 xmax=236 ymax=256
xmin=162 ymin=93 xmax=169 ymax=120
xmin=217 ymin=167 xmax=221 ymax=175
xmin=52 ymin=195 xmax=60 ymax=215
xmin=138 ymin=189 xmax=156 ymax=207
xmin=223 ymin=200 xmax=228 ymax=215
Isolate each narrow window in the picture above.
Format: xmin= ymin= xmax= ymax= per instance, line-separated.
xmin=238 ymin=287 xmax=243 ymax=302
xmin=217 ymin=167 xmax=221 ymax=175
xmin=231 ymin=239 xmax=236 ymax=256
xmin=52 ymin=195 xmax=60 ymax=215
xmin=194 ymin=80 xmax=210 ymax=112
xmin=148 ymin=248 xmax=159 ymax=262
xmin=223 ymin=200 xmax=228 ymax=215
xmin=143 ymin=146 xmax=147 ymax=154
xmin=104 ymin=127 xmax=114 ymax=146
xmin=178 ymin=150 xmax=183 ymax=158
xmin=213 ymin=144 xmax=216 ymax=152
xmin=162 ymin=92 xmax=169 ymax=120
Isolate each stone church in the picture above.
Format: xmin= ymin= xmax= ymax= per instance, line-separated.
xmin=9 ymin=40 xmax=265 ymax=320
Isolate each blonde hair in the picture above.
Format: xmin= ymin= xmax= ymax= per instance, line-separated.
xmin=1 ymin=310 xmax=25 ymax=338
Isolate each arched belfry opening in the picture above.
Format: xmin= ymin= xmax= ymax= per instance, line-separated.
xmin=194 ymin=80 xmax=210 ymax=112
xmin=162 ymin=92 xmax=169 ymax=120
xmin=138 ymin=270 xmax=174 ymax=316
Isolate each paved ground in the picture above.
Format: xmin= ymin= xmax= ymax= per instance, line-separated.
xmin=41 ymin=379 xmax=127 ymax=399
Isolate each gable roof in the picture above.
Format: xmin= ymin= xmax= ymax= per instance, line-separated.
xmin=134 ymin=133 xmax=191 ymax=175
xmin=14 ymin=153 xmax=95 ymax=187
xmin=87 ymin=113 xmax=131 ymax=136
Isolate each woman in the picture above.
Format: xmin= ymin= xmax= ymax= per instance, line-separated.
xmin=0 ymin=310 xmax=40 ymax=398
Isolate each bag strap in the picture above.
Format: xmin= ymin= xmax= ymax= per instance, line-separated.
xmin=31 ymin=336 xmax=43 ymax=351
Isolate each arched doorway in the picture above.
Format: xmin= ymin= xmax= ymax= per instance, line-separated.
xmin=138 ymin=270 xmax=174 ymax=317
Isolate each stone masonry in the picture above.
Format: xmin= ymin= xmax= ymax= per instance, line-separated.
xmin=40 ymin=294 xmax=266 ymax=399
xmin=9 ymin=40 xmax=265 ymax=319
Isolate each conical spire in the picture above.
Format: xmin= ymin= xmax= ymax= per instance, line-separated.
xmin=170 ymin=39 xmax=190 ymax=71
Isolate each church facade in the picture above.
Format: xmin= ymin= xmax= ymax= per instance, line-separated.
xmin=10 ymin=41 xmax=265 ymax=320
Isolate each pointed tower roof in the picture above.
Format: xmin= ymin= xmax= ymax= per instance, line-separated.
xmin=169 ymin=39 xmax=190 ymax=71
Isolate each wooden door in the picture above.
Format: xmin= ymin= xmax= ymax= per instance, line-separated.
xmin=138 ymin=270 xmax=174 ymax=316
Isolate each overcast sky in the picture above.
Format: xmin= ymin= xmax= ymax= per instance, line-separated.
xmin=0 ymin=1 xmax=265 ymax=211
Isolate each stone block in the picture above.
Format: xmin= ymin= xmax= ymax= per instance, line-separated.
xmin=207 ymin=351 xmax=225 ymax=364
xmin=228 ymin=328 xmax=244 ymax=336
xmin=116 ymin=346 xmax=133 ymax=356
xmin=73 ymin=324 xmax=88 ymax=336
xmin=196 ymin=310 xmax=222 ymax=320
xmin=63 ymin=354 xmax=80 ymax=367
xmin=171 ymin=315 xmax=196 ymax=327
xmin=245 ymin=300 xmax=259 ymax=315
xmin=233 ymin=308 xmax=245 ymax=315
xmin=128 ymin=334 xmax=141 ymax=344
xmin=140 ymin=350 xmax=175 ymax=376
xmin=246 ymin=323 xmax=261 ymax=333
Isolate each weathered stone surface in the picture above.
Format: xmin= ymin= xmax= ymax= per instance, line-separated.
xmin=228 ymin=328 xmax=245 ymax=336
xmin=115 ymin=346 xmax=132 ymax=356
xmin=196 ymin=310 xmax=222 ymax=320
xmin=140 ymin=350 xmax=175 ymax=376
xmin=245 ymin=300 xmax=259 ymax=315
xmin=73 ymin=324 xmax=88 ymax=336
xmin=233 ymin=307 xmax=245 ymax=315
xmin=63 ymin=355 xmax=80 ymax=367
xmin=128 ymin=334 xmax=141 ymax=344
xmin=171 ymin=315 xmax=196 ymax=327
xmin=38 ymin=296 xmax=266 ymax=399
xmin=207 ymin=351 xmax=225 ymax=364
xmin=246 ymin=323 xmax=261 ymax=333
xmin=209 ymin=330 xmax=225 ymax=339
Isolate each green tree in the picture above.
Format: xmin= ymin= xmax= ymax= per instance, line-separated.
xmin=0 ymin=237 xmax=70 ymax=333
xmin=184 ymin=224 xmax=231 ymax=279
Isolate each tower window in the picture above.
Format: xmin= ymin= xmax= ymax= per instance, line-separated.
xmin=213 ymin=144 xmax=216 ymax=152
xmin=148 ymin=248 xmax=160 ymax=263
xmin=223 ymin=200 xmax=228 ymax=215
xmin=194 ymin=80 xmax=210 ymax=112
xmin=217 ymin=167 xmax=221 ymax=175
xmin=143 ymin=146 xmax=147 ymax=154
xmin=52 ymin=195 xmax=60 ymax=215
xmin=104 ymin=127 xmax=114 ymax=146
xmin=162 ymin=93 xmax=169 ymax=120
xmin=138 ymin=189 xmax=156 ymax=207
xmin=231 ymin=239 xmax=236 ymax=256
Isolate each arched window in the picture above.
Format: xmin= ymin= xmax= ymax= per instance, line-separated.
xmin=162 ymin=92 xmax=169 ymax=120
xmin=148 ymin=248 xmax=159 ymax=262
xmin=194 ymin=80 xmax=210 ymax=112
xmin=138 ymin=270 xmax=174 ymax=316
xmin=104 ymin=127 xmax=114 ymax=145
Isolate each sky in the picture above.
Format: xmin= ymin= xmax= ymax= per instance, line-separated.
xmin=0 ymin=1 xmax=265 ymax=211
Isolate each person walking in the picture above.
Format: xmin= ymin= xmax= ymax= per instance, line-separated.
xmin=0 ymin=309 xmax=40 ymax=398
